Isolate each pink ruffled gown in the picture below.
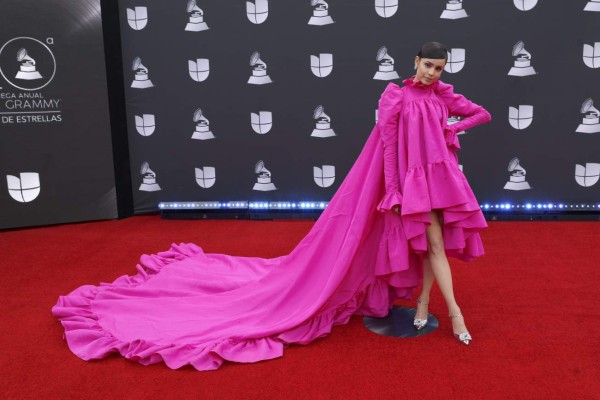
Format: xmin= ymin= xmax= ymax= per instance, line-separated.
xmin=52 ymin=77 xmax=491 ymax=371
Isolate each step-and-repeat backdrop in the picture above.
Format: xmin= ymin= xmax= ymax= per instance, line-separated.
xmin=0 ymin=0 xmax=117 ymax=229
xmin=119 ymin=1 xmax=600 ymax=213
xmin=119 ymin=1 xmax=600 ymax=214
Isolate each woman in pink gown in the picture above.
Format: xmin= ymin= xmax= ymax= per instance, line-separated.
xmin=52 ymin=42 xmax=491 ymax=370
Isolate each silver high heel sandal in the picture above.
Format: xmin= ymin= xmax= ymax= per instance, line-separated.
xmin=413 ymin=298 xmax=429 ymax=330
xmin=449 ymin=313 xmax=472 ymax=345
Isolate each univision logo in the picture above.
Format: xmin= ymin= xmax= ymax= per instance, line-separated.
xmin=375 ymin=0 xmax=398 ymax=18
xmin=0 ymin=37 xmax=56 ymax=91
xmin=575 ymin=163 xmax=600 ymax=187
xmin=513 ymin=0 xmax=538 ymax=11
xmin=127 ymin=7 xmax=148 ymax=30
xmin=314 ymin=165 xmax=335 ymax=187
xmin=189 ymin=58 xmax=210 ymax=82
xmin=444 ymin=48 xmax=466 ymax=73
xmin=135 ymin=114 xmax=156 ymax=136
xmin=251 ymin=111 xmax=273 ymax=134
xmin=310 ymin=53 xmax=333 ymax=77
xmin=508 ymin=105 xmax=534 ymax=130
xmin=583 ymin=42 xmax=600 ymax=69
xmin=6 ymin=172 xmax=40 ymax=203
xmin=247 ymin=0 xmax=269 ymax=24
xmin=195 ymin=166 xmax=216 ymax=188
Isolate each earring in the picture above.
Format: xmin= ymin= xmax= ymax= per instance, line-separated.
xmin=414 ymin=65 xmax=417 ymax=70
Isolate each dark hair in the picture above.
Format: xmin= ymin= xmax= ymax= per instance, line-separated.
xmin=417 ymin=42 xmax=448 ymax=60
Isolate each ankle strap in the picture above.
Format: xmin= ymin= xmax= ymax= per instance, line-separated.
xmin=449 ymin=313 xmax=463 ymax=319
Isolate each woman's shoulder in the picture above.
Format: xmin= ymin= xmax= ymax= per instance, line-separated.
xmin=434 ymin=80 xmax=459 ymax=98
xmin=380 ymin=82 xmax=404 ymax=104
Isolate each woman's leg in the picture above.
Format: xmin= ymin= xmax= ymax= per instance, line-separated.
xmin=425 ymin=211 xmax=469 ymax=335
xmin=414 ymin=256 xmax=435 ymax=320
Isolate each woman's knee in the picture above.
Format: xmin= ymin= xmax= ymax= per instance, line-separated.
xmin=427 ymin=237 xmax=445 ymax=257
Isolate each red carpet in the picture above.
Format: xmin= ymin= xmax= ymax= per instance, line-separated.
xmin=1 ymin=216 xmax=599 ymax=399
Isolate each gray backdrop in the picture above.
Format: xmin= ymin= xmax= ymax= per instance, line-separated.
xmin=120 ymin=0 xmax=600 ymax=213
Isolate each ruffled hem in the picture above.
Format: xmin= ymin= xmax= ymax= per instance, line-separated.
xmin=377 ymin=191 xmax=403 ymax=212
xmin=377 ymin=159 xmax=486 ymax=263
xmin=52 ymin=243 xmax=417 ymax=371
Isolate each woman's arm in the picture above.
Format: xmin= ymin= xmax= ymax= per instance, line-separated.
xmin=376 ymin=83 xmax=404 ymax=212
xmin=437 ymin=82 xmax=491 ymax=150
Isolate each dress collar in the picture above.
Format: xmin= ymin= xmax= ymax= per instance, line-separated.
xmin=403 ymin=75 xmax=439 ymax=90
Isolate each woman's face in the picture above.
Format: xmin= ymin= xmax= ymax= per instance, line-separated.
xmin=414 ymin=57 xmax=446 ymax=85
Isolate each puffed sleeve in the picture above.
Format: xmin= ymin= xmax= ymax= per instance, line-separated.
xmin=376 ymin=83 xmax=404 ymax=212
xmin=436 ymin=81 xmax=492 ymax=151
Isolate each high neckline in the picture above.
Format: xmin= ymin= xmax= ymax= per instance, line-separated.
xmin=403 ymin=76 xmax=439 ymax=90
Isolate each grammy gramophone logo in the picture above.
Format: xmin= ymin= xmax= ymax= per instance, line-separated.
xmin=139 ymin=162 xmax=161 ymax=192
xmin=251 ymin=111 xmax=273 ymax=134
xmin=314 ymin=165 xmax=335 ymax=188
xmin=584 ymin=0 xmax=600 ymax=12
xmin=308 ymin=0 xmax=334 ymax=25
xmin=504 ymin=157 xmax=531 ymax=190
xmin=135 ymin=114 xmax=156 ymax=136
xmin=248 ymin=51 xmax=273 ymax=84
xmin=15 ymin=48 xmax=42 ymax=80
xmin=0 ymin=37 xmax=56 ymax=91
xmin=253 ymin=160 xmax=277 ymax=191
xmin=513 ymin=0 xmax=538 ymax=11
xmin=447 ymin=116 xmax=466 ymax=135
xmin=191 ymin=108 xmax=214 ymax=140
xmin=373 ymin=46 xmax=400 ymax=80
xmin=6 ymin=172 xmax=40 ymax=203
xmin=508 ymin=41 xmax=537 ymax=76
xmin=375 ymin=0 xmax=398 ymax=18
xmin=195 ymin=166 xmax=216 ymax=188
xmin=440 ymin=0 xmax=468 ymax=19
xmin=131 ymin=57 xmax=154 ymax=88
xmin=127 ymin=7 xmax=148 ymax=30
xmin=185 ymin=0 xmax=209 ymax=31
xmin=189 ymin=58 xmax=210 ymax=82
xmin=444 ymin=48 xmax=466 ymax=73
xmin=575 ymin=163 xmax=600 ymax=187
xmin=583 ymin=42 xmax=600 ymax=69
xmin=247 ymin=0 xmax=269 ymax=24
xmin=311 ymin=105 xmax=336 ymax=137
xmin=509 ymin=105 xmax=534 ymax=130
xmin=576 ymin=98 xmax=600 ymax=134
xmin=311 ymin=53 xmax=333 ymax=77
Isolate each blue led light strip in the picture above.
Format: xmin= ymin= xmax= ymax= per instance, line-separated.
xmin=158 ymin=201 xmax=329 ymax=210
xmin=158 ymin=201 xmax=599 ymax=212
